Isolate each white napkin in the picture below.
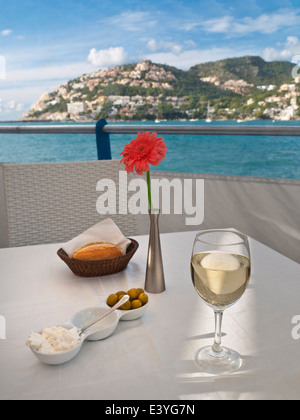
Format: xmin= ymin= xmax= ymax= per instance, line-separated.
xmin=62 ymin=219 xmax=131 ymax=258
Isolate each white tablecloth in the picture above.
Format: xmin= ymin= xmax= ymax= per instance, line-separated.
xmin=0 ymin=231 xmax=299 ymax=400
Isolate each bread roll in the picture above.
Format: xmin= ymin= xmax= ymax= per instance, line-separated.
xmin=72 ymin=242 xmax=122 ymax=261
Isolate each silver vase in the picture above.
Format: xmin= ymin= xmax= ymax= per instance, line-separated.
xmin=145 ymin=209 xmax=166 ymax=294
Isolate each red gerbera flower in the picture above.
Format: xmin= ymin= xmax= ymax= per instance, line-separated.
xmin=120 ymin=132 xmax=167 ymax=175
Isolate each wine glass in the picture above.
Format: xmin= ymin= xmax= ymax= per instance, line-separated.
xmin=191 ymin=229 xmax=251 ymax=375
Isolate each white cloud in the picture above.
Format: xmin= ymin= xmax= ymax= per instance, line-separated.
xmin=0 ymin=55 xmax=6 ymax=79
xmin=180 ymin=22 xmax=200 ymax=31
xmin=6 ymin=100 xmax=16 ymax=109
xmin=15 ymin=103 xmax=24 ymax=112
xmin=0 ymin=99 xmax=24 ymax=115
xmin=106 ymin=11 xmax=157 ymax=32
xmin=146 ymin=46 xmax=258 ymax=70
xmin=0 ymin=61 xmax=97 ymax=118
xmin=238 ymin=11 xmax=300 ymax=34
xmin=184 ymin=40 xmax=197 ymax=48
xmin=6 ymin=61 xmax=96 ymax=83
xmin=0 ymin=84 xmax=54 ymax=106
xmin=147 ymin=39 xmax=158 ymax=52
xmin=146 ymin=39 xmax=182 ymax=55
xmin=263 ymin=36 xmax=300 ymax=61
xmin=88 ymin=46 xmax=128 ymax=68
xmin=184 ymin=10 xmax=300 ymax=36
xmin=203 ymin=16 xmax=233 ymax=33
xmin=1 ymin=29 xmax=12 ymax=36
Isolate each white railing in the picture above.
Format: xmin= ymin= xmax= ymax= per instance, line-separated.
xmin=1 ymin=121 xmax=300 ymax=160
xmin=1 ymin=123 xmax=300 ymax=136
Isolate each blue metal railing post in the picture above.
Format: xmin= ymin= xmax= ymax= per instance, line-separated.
xmin=96 ymin=119 xmax=112 ymax=160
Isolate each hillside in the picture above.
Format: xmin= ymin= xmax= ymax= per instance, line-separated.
xmin=22 ymin=57 xmax=300 ymax=122
xmin=190 ymin=56 xmax=295 ymax=86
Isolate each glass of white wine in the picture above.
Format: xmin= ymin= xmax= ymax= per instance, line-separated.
xmin=191 ymin=229 xmax=251 ymax=374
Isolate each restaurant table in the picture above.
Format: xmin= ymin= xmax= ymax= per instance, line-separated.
xmin=0 ymin=231 xmax=300 ymax=400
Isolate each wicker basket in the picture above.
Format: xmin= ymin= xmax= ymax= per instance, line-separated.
xmin=57 ymin=239 xmax=139 ymax=278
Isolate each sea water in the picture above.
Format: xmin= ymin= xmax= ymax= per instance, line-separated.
xmin=0 ymin=120 xmax=299 ymax=179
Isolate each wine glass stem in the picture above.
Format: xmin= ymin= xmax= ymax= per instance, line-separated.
xmin=211 ymin=311 xmax=224 ymax=356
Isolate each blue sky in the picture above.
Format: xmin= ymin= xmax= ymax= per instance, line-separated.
xmin=1 ymin=0 xmax=300 ymax=120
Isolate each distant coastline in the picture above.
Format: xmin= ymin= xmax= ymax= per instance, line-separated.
xmin=3 ymin=116 xmax=300 ymax=124
xmin=20 ymin=57 xmax=300 ymax=124
xmin=1 ymin=118 xmax=300 ymax=124
xmin=0 ymin=119 xmax=297 ymax=124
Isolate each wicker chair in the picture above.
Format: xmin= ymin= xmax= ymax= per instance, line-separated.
xmin=0 ymin=160 xmax=139 ymax=248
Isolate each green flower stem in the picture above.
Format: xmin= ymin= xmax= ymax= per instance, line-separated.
xmin=147 ymin=170 xmax=153 ymax=211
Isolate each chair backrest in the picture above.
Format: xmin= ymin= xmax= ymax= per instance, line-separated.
xmin=140 ymin=171 xmax=300 ymax=263
xmin=1 ymin=162 xmax=299 ymax=263
xmin=0 ymin=160 xmax=138 ymax=248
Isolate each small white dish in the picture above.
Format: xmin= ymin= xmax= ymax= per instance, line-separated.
xmin=117 ymin=303 xmax=148 ymax=321
xmin=67 ymin=306 xmax=119 ymax=341
xmin=28 ymin=301 xmax=148 ymax=365
xmin=28 ymin=308 xmax=120 ymax=365
xmin=29 ymin=325 xmax=85 ymax=366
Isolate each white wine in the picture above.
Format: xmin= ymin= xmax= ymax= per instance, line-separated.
xmin=191 ymin=252 xmax=250 ymax=309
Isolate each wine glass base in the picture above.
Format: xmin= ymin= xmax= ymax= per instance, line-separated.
xmin=195 ymin=346 xmax=242 ymax=375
